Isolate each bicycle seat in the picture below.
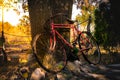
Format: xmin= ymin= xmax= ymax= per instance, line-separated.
xmin=66 ymin=18 xmax=75 ymax=24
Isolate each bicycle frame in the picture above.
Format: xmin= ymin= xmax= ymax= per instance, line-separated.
xmin=32 ymin=14 xmax=101 ymax=74
xmin=49 ymin=15 xmax=93 ymax=52
xmin=50 ymin=22 xmax=82 ymax=50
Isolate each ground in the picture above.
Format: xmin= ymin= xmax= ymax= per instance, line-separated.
xmin=0 ymin=43 xmax=120 ymax=80
xmin=0 ymin=43 xmax=35 ymax=79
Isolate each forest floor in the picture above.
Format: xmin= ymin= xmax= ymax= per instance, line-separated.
xmin=0 ymin=43 xmax=120 ymax=80
xmin=0 ymin=43 xmax=33 ymax=80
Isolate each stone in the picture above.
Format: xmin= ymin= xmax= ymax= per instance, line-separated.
xmin=30 ymin=68 xmax=45 ymax=80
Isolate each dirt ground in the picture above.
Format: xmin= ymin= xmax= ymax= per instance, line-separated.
xmin=0 ymin=43 xmax=120 ymax=80
xmin=0 ymin=43 xmax=37 ymax=79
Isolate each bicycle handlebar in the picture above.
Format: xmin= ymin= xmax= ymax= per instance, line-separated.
xmin=50 ymin=13 xmax=92 ymax=25
xmin=66 ymin=15 xmax=92 ymax=25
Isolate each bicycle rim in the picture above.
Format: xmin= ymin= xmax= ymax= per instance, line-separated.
xmin=78 ymin=32 xmax=101 ymax=64
xmin=32 ymin=32 xmax=67 ymax=74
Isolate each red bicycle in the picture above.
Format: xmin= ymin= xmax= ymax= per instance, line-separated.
xmin=32 ymin=13 xmax=101 ymax=74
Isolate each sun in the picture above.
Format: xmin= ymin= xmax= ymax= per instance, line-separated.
xmin=4 ymin=9 xmax=20 ymax=26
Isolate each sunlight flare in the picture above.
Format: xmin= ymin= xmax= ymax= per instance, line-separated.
xmin=4 ymin=9 xmax=19 ymax=26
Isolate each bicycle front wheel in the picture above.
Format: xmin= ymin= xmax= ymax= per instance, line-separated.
xmin=78 ymin=32 xmax=101 ymax=64
xmin=32 ymin=32 xmax=67 ymax=74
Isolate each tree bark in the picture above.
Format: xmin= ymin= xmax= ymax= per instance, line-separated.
xmin=28 ymin=0 xmax=73 ymax=39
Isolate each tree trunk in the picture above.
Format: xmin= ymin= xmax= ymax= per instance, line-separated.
xmin=28 ymin=0 xmax=73 ymax=39
xmin=28 ymin=0 xmax=73 ymax=61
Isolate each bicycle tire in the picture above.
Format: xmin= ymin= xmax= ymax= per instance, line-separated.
xmin=32 ymin=32 xmax=67 ymax=74
xmin=32 ymin=13 xmax=73 ymax=73
xmin=78 ymin=32 xmax=101 ymax=64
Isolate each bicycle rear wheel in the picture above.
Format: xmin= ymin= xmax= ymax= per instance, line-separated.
xmin=32 ymin=32 xmax=67 ymax=74
xmin=78 ymin=32 xmax=101 ymax=64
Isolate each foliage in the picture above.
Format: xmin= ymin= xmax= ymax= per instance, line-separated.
xmin=0 ymin=0 xmax=31 ymax=44
xmin=75 ymin=4 xmax=96 ymax=29
xmin=0 ymin=22 xmax=13 ymax=34
xmin=94 ymin=1 xmax=120 ymax=49
xmin=22 ymin=0 xmax=28 ymax=12
xmin=0 ymin=21 xmax=31 ymax=44
xmin=94 ymin=8 xmax=109 ymax=47
xmin=19 ymin=15 xmax=30 ymax=26
xmin=74 ymin=0 xmax=120 ymax=48
xmin=18 ymin=15 xmax=31 ymax=35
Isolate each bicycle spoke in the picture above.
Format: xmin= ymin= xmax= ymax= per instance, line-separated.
xmin=33 ymin=33 xmax=67 ymax=73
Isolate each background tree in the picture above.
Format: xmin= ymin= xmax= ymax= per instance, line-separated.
xmin=94 ymin=0 xmax=120 ymax=52
xmin=109 ymin=0 xmax=120 ymax=46
xmin=94 ymin=1 xmax=111 ymax=48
